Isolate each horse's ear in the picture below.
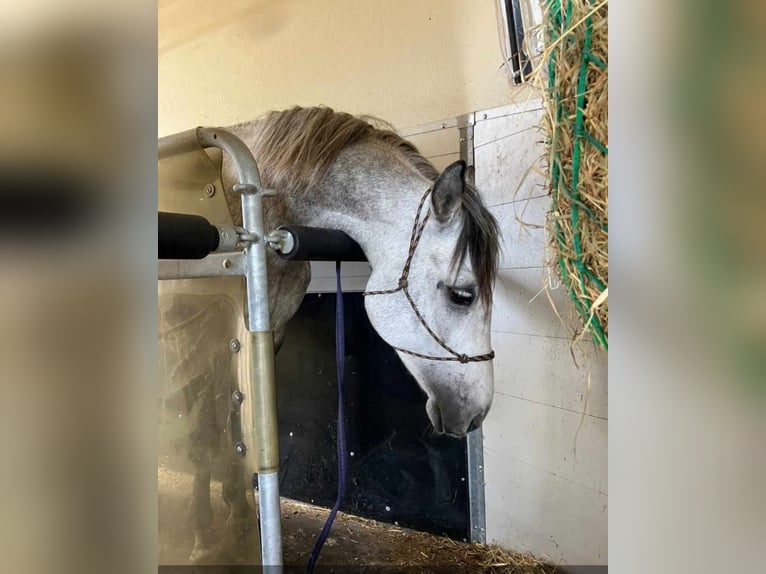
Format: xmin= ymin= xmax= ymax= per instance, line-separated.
xmin=431 ymin=160 xmax=465 ymax=223
xmin=465 ymin=164 xmax=476 ymax=185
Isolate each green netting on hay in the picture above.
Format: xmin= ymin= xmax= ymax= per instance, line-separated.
xmin=545 ymin=0 xmax=608 ymax=350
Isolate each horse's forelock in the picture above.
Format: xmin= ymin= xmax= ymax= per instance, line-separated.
xmin=453 ymin=181 xmax=500 ymax=309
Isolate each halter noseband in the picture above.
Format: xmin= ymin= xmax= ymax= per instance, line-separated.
xmin=363 ymin=187 xmax=495 ymax=364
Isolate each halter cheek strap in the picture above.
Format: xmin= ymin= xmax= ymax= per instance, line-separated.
xmin=363 ymin=187 xmax=495 ymax=364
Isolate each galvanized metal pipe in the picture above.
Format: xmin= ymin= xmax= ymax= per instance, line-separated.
xmin=248 ymin=332 xmax=280 ymax=472
xmin=192 ymin=128 xmax=283 ymax=568
xmin=196 ymin=128 xmax=270 ymax=333
xmin=157 ymin=128 xmax=203 ymax=160
xmin=257 ymin=471 xmax=283 ymax=566
xmin=466 ymin=427 xmax=487 ymax=543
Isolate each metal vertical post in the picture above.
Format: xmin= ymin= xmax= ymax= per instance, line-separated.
xmin=466 ymin=428 xmax=487 ymax=543
xmin=196 ymin=128 xmax=283 ymax=568
xmin=459 ymin=118 xmax=487 ymax=544
xmin=458 ymin=115 xmax=475 ymax=169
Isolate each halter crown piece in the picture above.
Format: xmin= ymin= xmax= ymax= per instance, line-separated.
xmin=363 ymin=187 xmax=495 ymax=364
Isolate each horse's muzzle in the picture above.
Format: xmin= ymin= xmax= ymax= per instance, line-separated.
xmin=427 ymin=397 xmax=488 ymax=438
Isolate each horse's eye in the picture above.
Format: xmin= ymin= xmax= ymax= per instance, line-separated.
xmin=448 ymin=286 xmax=476 ymax=307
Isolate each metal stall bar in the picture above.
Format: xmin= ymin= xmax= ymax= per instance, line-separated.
xmin=158 ymin=127 xmax=283 ymax=568
xmin=459 ymin=116 xmax=487 ymax=544
xmin=196 ymin=128 xmax=283 ymax=568
xmin=395 ymin=112 xmax=487 ymax=543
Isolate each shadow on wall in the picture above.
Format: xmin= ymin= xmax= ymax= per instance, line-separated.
xmin=159 ymin=0 xmax=294 ymax=56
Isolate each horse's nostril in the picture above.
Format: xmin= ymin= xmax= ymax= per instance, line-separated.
xmin=427 ymin=399 xmax=444 ymax=434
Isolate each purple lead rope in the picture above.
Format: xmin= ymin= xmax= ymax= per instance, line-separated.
xmin=306 ymin=261 xmax=348 ymax=573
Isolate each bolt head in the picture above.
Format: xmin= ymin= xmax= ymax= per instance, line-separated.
xmin=232 ymin=390 xmax=244 ymax=405
xmin=229 ymin=338 xmax=241 ymax=352
xmin=203 ymin=183 xmax=215 ymax=197
xmin=234 ymin=442 xmax=246 ymax=456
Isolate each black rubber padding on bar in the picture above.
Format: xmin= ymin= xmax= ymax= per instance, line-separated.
xmin=158 ymin=211 xmax=220 ymax=260
xmin=277 ymin=225 xmax=367 ymax=262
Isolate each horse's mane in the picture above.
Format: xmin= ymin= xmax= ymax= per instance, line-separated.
xmin=234 ymin=106 xmax=499 ymax=307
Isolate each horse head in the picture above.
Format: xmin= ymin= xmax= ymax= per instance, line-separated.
xmin=362 ymin=159 xmax=500 ymax=437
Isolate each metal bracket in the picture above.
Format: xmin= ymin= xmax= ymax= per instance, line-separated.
xmin=237 ymin=232 xmax=260 ymax=244
xmin=467 ymin=428 xmax=487 ymax=543
xmin=217 ymin=224 xmax=243 ymax=252
xmin=158 ymin=252 xmax=244 ymax=280
xmin=458 ymin=123 xmax=475 ymax=170
xmin=233 ymin=182 xmax=277 ymax=197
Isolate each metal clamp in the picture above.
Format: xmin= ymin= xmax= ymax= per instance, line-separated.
xmin=237 ymin=232 xmax=261 ymax=244
xmin=233 ymin=183 xmax=277 ymax=197
xmin=265 ymin=229 xmax=295 ymax=256
xmin=217 ymin=224 xmax=243 ymax=252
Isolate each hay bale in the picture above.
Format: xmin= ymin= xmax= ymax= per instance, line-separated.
xmin=539 ymin=0 xmax=609 ymax=349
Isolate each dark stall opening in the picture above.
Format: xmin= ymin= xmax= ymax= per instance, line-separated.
xmin=275 ymin=292 xmax=470 ymax=541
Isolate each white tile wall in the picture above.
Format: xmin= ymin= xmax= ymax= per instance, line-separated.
xmin=491 ymin=198 xmax=549 ymax=269
xmin=307 ymin=274 xmax=370 ymax=294
xmin=483 ymin=392 xmax=607 ymax=494
xmin=474 ymin=106 xmax=547 ymax=207
xmin=491 ymin=331 xmax=608 ymax=420
xmin=307 ymin=261 xmax=373 ymax=293
xmin=484 ymin=447 xmax=608 ymax=565
xmin=476 ymin=101 xmax=608 ymax=565
xmin=492 ymin=267 xmax=581 ymax=339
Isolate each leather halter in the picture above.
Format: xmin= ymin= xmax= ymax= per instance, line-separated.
xmin=363 ymin=187 xmax=495 ymax=364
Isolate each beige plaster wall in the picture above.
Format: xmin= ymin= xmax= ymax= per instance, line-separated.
xmin=159 ymin=0 xmax=517 ymax=135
